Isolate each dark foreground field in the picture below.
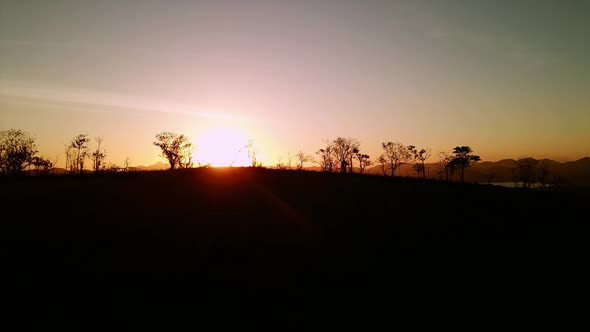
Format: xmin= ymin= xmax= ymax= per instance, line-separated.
xmin=2 ymin=168 xmax=588 ymax=327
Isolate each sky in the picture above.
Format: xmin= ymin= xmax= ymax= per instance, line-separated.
xmin=1 ymin=0 xmax=589 ymax=167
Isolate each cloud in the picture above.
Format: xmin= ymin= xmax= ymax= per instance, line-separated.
xmin=0 ymin=80 xmax=244 ymax=121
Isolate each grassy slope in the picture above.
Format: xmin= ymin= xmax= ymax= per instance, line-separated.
xmin=1 ymin=168 xmax=587 ymax=326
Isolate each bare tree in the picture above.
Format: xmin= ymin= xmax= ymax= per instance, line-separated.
xmin=105 ymin=162 xmax=121 ymax=173
xmin=408 ymin=146 xmax=420 ymax=178
xmin=381 ymin=141 xmax=411 ymax=177
xmin=64 ymin=145 xmax=77 ymax=174
xmin=91 ymin=137 xmax=107 ymax=173
xmin=332 ymin=137 xmax=359 ymax=174
xmin=408 ymin=145 xmax=431 ymax=179
xmin=377 ymin=154 xmax=388 ymax=176
xmin=241 ymin=140 xmax=263 ymax=167
xmin=0 ymin=129 xmax=38 ymax=175
xmin=296 ymin=150 xmax=313 ymax=170
xmin=123 ymin=157 xmax=131 ymax=172
xmin=349 ymin=147 xmax=359 ymax=173
xmin=69 ymin=134 xmax=90 ymax=174
xmin=153 ymin=132 xmax=193 ymax=170
xmin=31 ymin=156 xmax=54 ymax=175
xmin=438 ymin=152 xmax=455 ymax=182
xmin=451 ymin=146 xmax=481 ymax=183
xmin=316 ymin=141 xmax=335 ymax=172
xmin=355 ymin=152 xmax=372 ymax=174
xmin=242 ymin=140 xmax=261 ymax=167
xmin=514 ymin=157 xmax=538 ymax=188
xmin=179 ymin=153 xmax=193 ymax=169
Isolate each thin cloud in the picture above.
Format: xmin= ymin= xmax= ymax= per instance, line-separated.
xmin=0 ymin=80 xmax=244 ymax=121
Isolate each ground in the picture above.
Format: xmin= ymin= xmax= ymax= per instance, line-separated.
xmin=1 ymin=168 xmax=587 ymax=327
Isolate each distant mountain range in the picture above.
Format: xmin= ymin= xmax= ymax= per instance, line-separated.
xmin=42 ymin=161 xmax=169 ymax=174
xmin=303 ymin=157 xmax=590 ymax=186
xmin=455 ymin=157 xmax=590 ymax=185
xmin=134 ymin=161 xmax=169 ymax=171
xmin=44 ymin=157 xmax=590 ymax=186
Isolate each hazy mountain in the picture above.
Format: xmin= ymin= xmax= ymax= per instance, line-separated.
xmin=356 ymin=157 xmax=590 ymax=186
xmin=134 ymin=161 xmax=169 ymax=171
xmin=45 ymin=157 xmax=590 ymax=185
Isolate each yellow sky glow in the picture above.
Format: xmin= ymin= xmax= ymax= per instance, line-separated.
xmin=1 ymin=2 xmax=589 ymax=166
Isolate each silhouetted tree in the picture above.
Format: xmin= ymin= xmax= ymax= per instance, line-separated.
xmin=153 ymin=132 xmax=193 ymax=170
xmin=355 ymin=152 xmax=372 ymax=174
xmin=69 ymin=134 xmax=90 ymax=174
xmin=514 ymin=157 xmax=538 ymax=188
xmin=31 ymin=156 xmax=54 ymax=174
xmin=64 ymin=145 xmax=74 ymax=174
xmin=332 ymin=137 xmax=359 ymax=173
xmin=123 ymin=157 xmax=131 ymax=172
xmin=240 ymin=140 xmax=263 ymax=167
xmin=451 ymin=146 xmax=481 ymax=183
xmin=0 ymin=129 xmax=38 ymax=175
xmin=381 ymin=141 xmax=411 ymax=176
xmin=438 ymin=152 xmax=455 ymax=182
xmin=91 ymin=137 xmax=107 ymax=173
xmin=408 ymin=145 xmax=431 ymax=179
xmin=179 ymin=152 xmax=193 ymax=169
xmin=316 ymin=141 xmax=335 ymax=172
xmin=349 ymin=147 xmax=359 ymax=173
xmin=296 ymin=150 xmax=313 ymax=170
xmin=377 ymin=154 xmax=388 ymax=176
xmin=106 ymin=163 xmax=117 ymax=172
xmin=242 ymin=140 xmax=262 ymax=167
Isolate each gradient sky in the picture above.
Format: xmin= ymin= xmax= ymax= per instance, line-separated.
xmin=1 ymin=0 xmax=589 ymax=167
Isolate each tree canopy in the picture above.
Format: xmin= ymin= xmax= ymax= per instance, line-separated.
xmin=451 ymin=146 xmax=481 ymax=183
xmin=0 ymin=129 xmax=38 ymax=175
xmin=153 ymin=132 xmax=193 ymax=170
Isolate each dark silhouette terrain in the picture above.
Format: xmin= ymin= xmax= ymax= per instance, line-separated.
xmin=294 ymin=156 xmax=590 ymax=186
xmin=361 ymin=156 xmax=590 ymax=185
xmin=2 ymin=168 xmax=587 ymax=327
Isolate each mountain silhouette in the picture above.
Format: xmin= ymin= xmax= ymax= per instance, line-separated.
xmin=134 ymin=161 xmax=169 ymax=171
xmin=358 ymin=157 xmax=590 ymax=186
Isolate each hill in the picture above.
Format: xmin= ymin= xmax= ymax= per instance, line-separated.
xmin=361 ymin=157 xmax=590 ymax=185
xmin=1 ymin=168 xmax=587 ymax=326
xmin=134 ymin=161 xmax=169 ymax=171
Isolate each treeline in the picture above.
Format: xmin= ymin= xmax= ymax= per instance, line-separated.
xmin=305 ymin=137 xmax=481 ymax=183
xmin=4 ymin=128 xmax=555 ymax=187
xmin=0 ymin=129 xmax=131 ymax=175
xmin=149 ymin=132 xmax=484 ymax=183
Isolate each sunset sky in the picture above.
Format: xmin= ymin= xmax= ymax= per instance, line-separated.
xmin=1 ymin=0 xmax=589 ymax=167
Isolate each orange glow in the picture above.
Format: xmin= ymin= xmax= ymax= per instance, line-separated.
xmin=194 ymin=126 xmax=251 ymax=167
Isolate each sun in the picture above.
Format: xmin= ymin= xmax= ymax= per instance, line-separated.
xmin=194 ymin=126 xmax=251 ymax=167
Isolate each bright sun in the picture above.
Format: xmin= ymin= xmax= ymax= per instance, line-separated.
xmin=194 ymin=126 xmax=251 ymax=167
